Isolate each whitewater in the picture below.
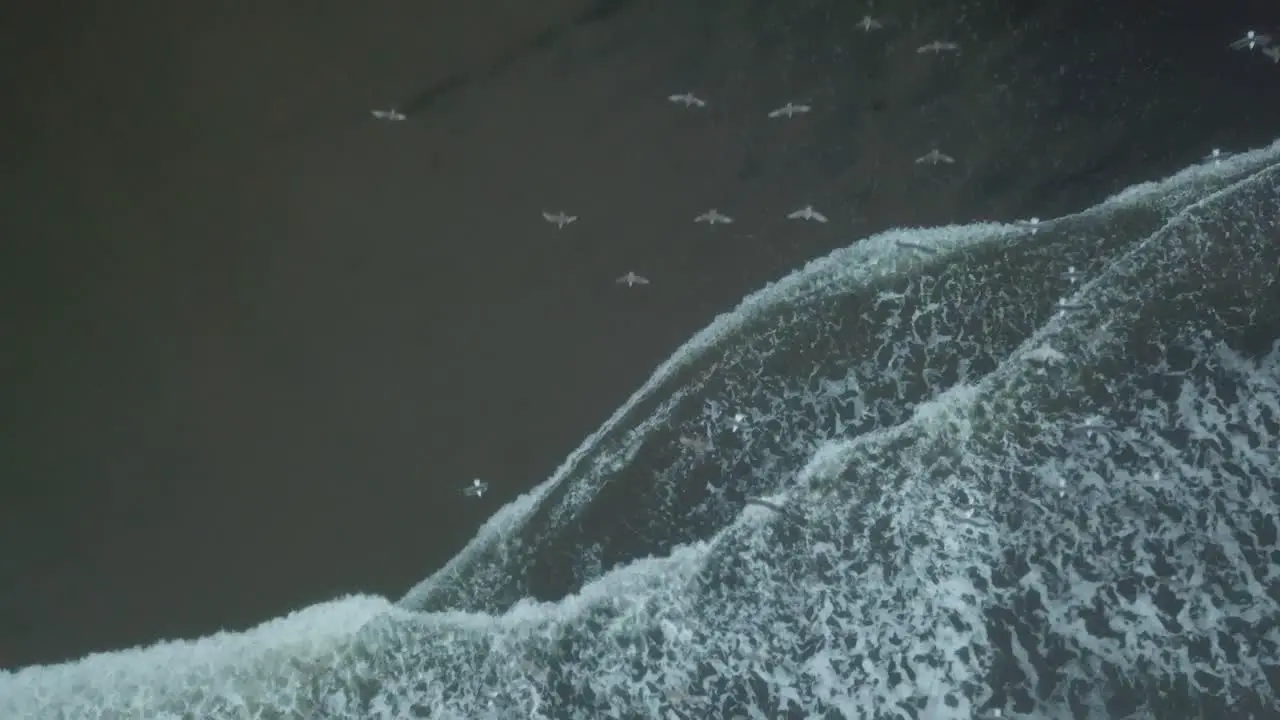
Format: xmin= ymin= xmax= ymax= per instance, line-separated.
xmin=4 ymin=142 xmax=1278 ymax=719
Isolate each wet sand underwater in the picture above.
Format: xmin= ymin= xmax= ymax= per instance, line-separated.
xmin=2 ymin=0 xmax=1279 ymax=668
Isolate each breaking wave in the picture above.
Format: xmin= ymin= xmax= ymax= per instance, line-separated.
xmin=4 ymin=143 xmax=1279 ymax=719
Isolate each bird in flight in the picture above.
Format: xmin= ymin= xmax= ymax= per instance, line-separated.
xmin=916 ymin=41 xmax=960 ymax=54
xmin=678 ymin=434 xmax=712 ymax=454
xmin=667 ymin=92 xmax=707 ymax=108
xmin=1264 ymin=46 xmax=1280 ymax=63
xmin=786 ymin=205 xmax=828 ymax=223
xmin=694 ymin=209 xmax=733 ymax=224
xmin=1067 ymin=417 xmax=1114 ymax=441
xmin=1203 ymin=148 xmax=1232 ymax=164
xmin=1055 ymin=297 xmax=1089 ymax=316
xmin=767 ymin=102 xmax=811 ymax=118
xmin=616 ymin=271 xmax=649 ymax=287
xmin=370 ymin=109 xmax=407 ymax=121
xmin=1229 ymin=30 xmax=1271 ymax=50
xmin=858 ymin=15 xmax=883 ymax=31
xmin=896 ymin=240 xmax=937 ymax=254
xmin=542 ymin=211 xmax=578 ymax=229
xmin=462 ymin=478 xmax=488 ymax=498
xmin=914 ymin=149 xmax=955 ymax=165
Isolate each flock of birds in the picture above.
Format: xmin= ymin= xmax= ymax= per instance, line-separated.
xmin=411 ymin=24 xmax=1274 ymax=503
xmin=368 ymin=14 xmax=972 ymax=295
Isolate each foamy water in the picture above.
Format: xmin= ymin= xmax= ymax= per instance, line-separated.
xmin=4 ymin=143 xmax=1279 ymax=719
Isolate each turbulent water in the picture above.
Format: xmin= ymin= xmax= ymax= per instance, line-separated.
xmin=5 ymin=143 xmax=1279 ymax=719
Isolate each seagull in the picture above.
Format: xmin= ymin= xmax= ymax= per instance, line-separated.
xmin=667 ymin=92 xmax=707 ymax=108
xmin=914 ymin=149 xmax=955 ymax=165
xmin=786 ymin=205 xmax=828 ymax=222
xmin=678 ymin=435 xmax=712 ymax=453
xmin=1055 ymin=297 xmax=1089 ymax=315
xmin=462 ymin=478 xmax=488 ymax=498
xmin=743 ymin=497 xmax=803 ymax=524
xmin=1264 ymin=46 xmax=1280 ymax=63
xmin=1067 ymin=418 xmax=1113 ymax=441
xmin=615 ymin=271 xmax=649 ymax=287
xmin=1023 ymin=344 xmax=1067 ymax=367
xmin=896 ymin=239 xmax=937 ymax=254
xmin=916 ymin=41 xmax=960 ymax=54
xmin=694 ymin=209 xmax=733 ymax=224
xmin=1203 ymin=148 xmax=1232 ymax=164
xmin=370 ymin=109 xmax=407 ymax=121
xmin=542 ymin=211 xmax=577 ymax=229
xmin=767 ymin=102 xmax=811 ymax=119
xmin=858 ymin=15 xmax=883 ymax=31
xmin=1229 ymin=30 xmax=1271 ymax=50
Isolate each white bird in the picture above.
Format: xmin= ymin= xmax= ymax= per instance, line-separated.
xmin=1067 ymin=418 xmax=1113 ymax=440
xmin=462 ymin=478 xmax=488 ymax=498
xmin=896 ymin=239 xmax=937 ymax=254
xmin=729 ymin=412 xmax=748 ymax=433
xmin=1203 ymin=148 xmax=1231 ymax=164
xmin=858 ymin=15 xmax=883 ymax=31
xmin=1055 ymin=297 xmax=1088 ymax=316
xmin=917 ymin=41 xmax=960 ymax=54
xmin=1062 ymin=266 xmax=1085 ymax=283
xmin=667 ymin=92 xmax=707 ymax=108
xmin=542 ymin=211 xmax=578 ymax=229
xmin=1229 ymin=30 xmax=1271 ymax=50
xmin=914 ymin=149 xmax=955 ymax=165
xmin=767 ymin=102 xmax=811 ymax=119
xmin=370 ymin=109 xmax=407 ymax=121
xmin=678 ymin=434 xmax=712 ymax=453
xmin=694 ymin=209 xmax=733 ymax=224
xmin=786 ymin=205 xmax=828 ymax=222
xmin=1018 ymin=217 xmax=1041 ymax=234
xmin=615 ymin=271 xmax=649 ymax=287
xmin=1264 ymin=46 xmax=1280 ymax=63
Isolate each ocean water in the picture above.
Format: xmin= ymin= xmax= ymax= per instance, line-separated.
xmin=4 ymin=136 xmax=1278 ymax=718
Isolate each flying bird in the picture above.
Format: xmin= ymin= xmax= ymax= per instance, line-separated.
xmin=462 ymin=478 xmax=488 ymax=498
xmin=786 ymin=205 xmax=828 ymax=223
xmin=767 ymin=102 xmax=811 ymax=118
xmin=916 ymin=41 xmax=960 ymax=54
xmin=1066 ymin=418 xmax=1114 ymax=440
xmin=615 ymin=271 xmax=649 ymax=287
xmin=1203 ymin=148 xmax=1231 ymax=164
xmin=895 ymin=240 xmax=937 ymax=254
xmin=1264 ymin=46 xmax=1280 ymax=63
xmin=678 ymin=435 xmax=712 ymax=454
xmin=667 ymin=92 xmax=707 ymax=108
xmin=1229 ymin=30 xmax=1271 ymax=50
xmin=1055 ymin=297 xmax=1089 ymax=315
xmin=857 ymin=15 xmax=883 ymax=31
xmin=694 ymin=209 xmax=733 ymax=224
xmin=542 ymin=211 xmax=578 ymax=229
xmin=370 ymin=109 xmax=407 ymax=121
xmin=914 ymin=149 xmax=955 ymax=165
